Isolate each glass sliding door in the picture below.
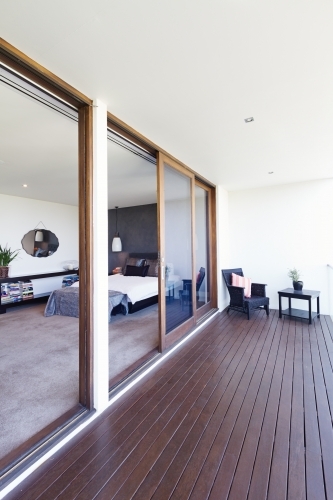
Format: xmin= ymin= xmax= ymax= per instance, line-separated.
xmin=0 ymin=62 xmax=89 ymax=468
xmin=107 ymin=130 xmax=159 ymax=388
xmin=158 ymin=154 xmax=195 ymax=348
xmin=195 ymin=181 xmax=211 ymax=318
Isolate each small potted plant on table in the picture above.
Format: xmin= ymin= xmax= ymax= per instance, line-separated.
xmin=288 ymin=267 xmax=303 ymax=291
xmin=0 ymin=244 xmax=20 ymax=278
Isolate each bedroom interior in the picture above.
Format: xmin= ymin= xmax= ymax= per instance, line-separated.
xmin=0 ymin=73 xmax=162 ymax=460
xmin=0 ymin=66 xmax=82 ymax=465
xmin=106 ymin=134 xmax=160 ymax=386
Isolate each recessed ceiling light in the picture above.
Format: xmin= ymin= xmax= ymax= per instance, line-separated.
xmin=268 ymin=172 xmax=274 ymax=174
xmin=244 ymin=117 xmax=254 ymax=123
xmin=22 ymin=184 xmax=28 ymax=187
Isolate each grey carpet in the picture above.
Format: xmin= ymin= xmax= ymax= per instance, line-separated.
xmin=0 ymin=302 xmax=158 ymax=461
xmin=109 ymin=305 xmax=158 ymax=379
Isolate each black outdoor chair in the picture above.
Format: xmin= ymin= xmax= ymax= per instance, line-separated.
xmin=179 ymin=267 xmax=205 ymax=311
xmin=222 ymin=268 xmax=269 ymax=320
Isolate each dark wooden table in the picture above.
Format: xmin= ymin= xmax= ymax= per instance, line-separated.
xmin=278 ymin=288 xmax=320 ymax=324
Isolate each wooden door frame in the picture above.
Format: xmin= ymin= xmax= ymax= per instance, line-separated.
xmin=0 ymin=42 xmax=94 ymax=409
xmin=157 ymin=152 xmax=196 ymax=350
xmin=194 ymin=179 xmax=217 ymax=321
xmin=78 ymin=105 xmax=93 ymax=409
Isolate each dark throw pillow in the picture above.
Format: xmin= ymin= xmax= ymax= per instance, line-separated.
xmin=145 ymin=259 xmax=159 ymax=277
xmin=142 ymin=265 xmax=150 ymax=277
xmin=122 ymin=257 xmax=146 ymax=274
xmin=125 ymin=264 xmax=149 ymax=277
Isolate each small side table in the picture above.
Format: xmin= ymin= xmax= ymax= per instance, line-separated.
xmin=165 ymin=281 xmax=175 ymax=301
xmin=278 ymin=288 xmax=320 ymax=324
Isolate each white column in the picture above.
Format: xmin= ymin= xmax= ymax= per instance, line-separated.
xmin=216 ymin=185 xmax=230 ymax=311
xmin=92 ymin=99 xmax=109 ymax=411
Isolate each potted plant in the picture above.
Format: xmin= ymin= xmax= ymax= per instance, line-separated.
xmin=0 ymin=244 xmax=20 ymax=278
xmin=288 ymin=267 xmax=303 ymax=291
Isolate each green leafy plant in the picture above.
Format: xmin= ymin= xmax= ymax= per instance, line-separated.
xmin=0 ymin=244 xmax=20 ymax=266
xmin=288 ymin=267 xmax=302 ymax=282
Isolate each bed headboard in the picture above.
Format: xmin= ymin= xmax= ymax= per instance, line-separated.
xmin=129 ymin=252 xmax=158 ymax=260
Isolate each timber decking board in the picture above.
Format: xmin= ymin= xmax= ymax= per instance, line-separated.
xmin=107 ymin=312 xmax=267 ymax=499
xmin=310 ymin=320 xmax=333 ymax=498
xmin=134 ymin=312 xmax=274 ymax=498
xmin=7 ymin=309 xmax=333 ymax=500
xmin=57 ymin=316 xmax=242 ymax=500
xmin=226 ymin=313 xmax=284 ymax=500
xmin=68 ymin=310 xmax=256 ymax=497
xmin=303 ymin=323 xmax=326 ymax=500
xmin=102 ymin=315 xmax=249 ymax=499
xmin=247 ymin=316 xmax=289 ymax=500
xmin=181 ymin=310 xmax=275 ymax=500
xmin=208 ymin=312 xmax=281 ymax=499
xmin=287 ymin=321 xmax=306 ymax=500
xmin=266 ymin=313 xmax=295 ymax=500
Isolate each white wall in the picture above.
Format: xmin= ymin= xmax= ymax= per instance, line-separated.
xmin=0 ymin=194 xmax=78 ymax=294
xmin=165 ymin=198 xmax=192 ymax=291
xmin=228 ymin=179 xmax=333 ymax=314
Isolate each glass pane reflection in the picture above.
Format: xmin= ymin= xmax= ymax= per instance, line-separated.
xmin=164 ymin=164 xmax=193 ymax=333
xmin=195 ymin=185 xmax=209 ymax=309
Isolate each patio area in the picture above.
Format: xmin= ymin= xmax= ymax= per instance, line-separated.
xmin=9 ymin=307 xmax=333 ymax=499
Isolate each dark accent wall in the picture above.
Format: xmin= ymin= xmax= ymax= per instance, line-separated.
xmin=108 ymin=204 xmax=158 ymax=273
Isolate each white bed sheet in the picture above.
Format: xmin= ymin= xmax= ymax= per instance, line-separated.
xmin=71 ymin=274 xmax=158 ymax=304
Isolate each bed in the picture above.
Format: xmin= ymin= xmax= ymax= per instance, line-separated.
xmin=110 ymin=252 xmax=159 ymax=314
xmin=44 ymin=287 xmax=129 ymax=320
xmin=105 ymin=274 xmax=158 ymax=314
xmin=44 ymin=252 xmax=159 ymax=320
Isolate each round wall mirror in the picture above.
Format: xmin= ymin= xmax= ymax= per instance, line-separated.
xmin=21 ymin=229 xmax=59 ymax=257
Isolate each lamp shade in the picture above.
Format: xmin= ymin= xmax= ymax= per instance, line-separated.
xmin=112 ymin=206 xmax=122 ymax=252
xmin=112 ymin=234 xmax=122 ymax=252
xmin=35 ymin=230 xmax=44 ymax=242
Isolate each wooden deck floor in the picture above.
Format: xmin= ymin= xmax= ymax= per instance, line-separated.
xmin=9 ymin=308 xmax=333 ymax=499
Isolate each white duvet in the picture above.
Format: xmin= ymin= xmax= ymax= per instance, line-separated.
xmin=71 ymin=274 xmax=158 ymax=304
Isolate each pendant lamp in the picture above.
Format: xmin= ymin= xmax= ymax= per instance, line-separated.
xmin=112 ymin=206 xmax=122 ymax=252
xmin=35 ymin=230 xmax=44 ymax=242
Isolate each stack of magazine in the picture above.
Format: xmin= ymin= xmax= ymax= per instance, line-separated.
xmin=20 ymin=281 xmax=34 ymax=300
xmin=62 ymin=275 xmax=79 ymax=288
xmin=1 ymin=281 xmax=34 ymax=304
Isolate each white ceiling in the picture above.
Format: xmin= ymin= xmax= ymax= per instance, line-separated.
xmin=107 ymin=140 xmax=157 ymax=207
xmin=0 ymin=82 xmax=78 ymax=206
xmin=1 ymin=0 xmax=333 ymax=193
xmin=0 ymin=80 xmax=159 ymax=208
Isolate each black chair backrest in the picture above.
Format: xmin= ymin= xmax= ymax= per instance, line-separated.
xmin=196 ymin=267 xmax=205 ymax=291
xmin=222 ymin=268 xmax=244 ymax=287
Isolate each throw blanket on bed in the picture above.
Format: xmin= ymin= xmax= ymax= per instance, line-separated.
xmin=71 ymin=275 xmax=158 ymax=304
xmin=44 ymin=287 xmax=128 ymax=321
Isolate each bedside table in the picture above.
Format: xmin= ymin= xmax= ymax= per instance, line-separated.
xmin=112 ymin=269 xmax=123 ymax=275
